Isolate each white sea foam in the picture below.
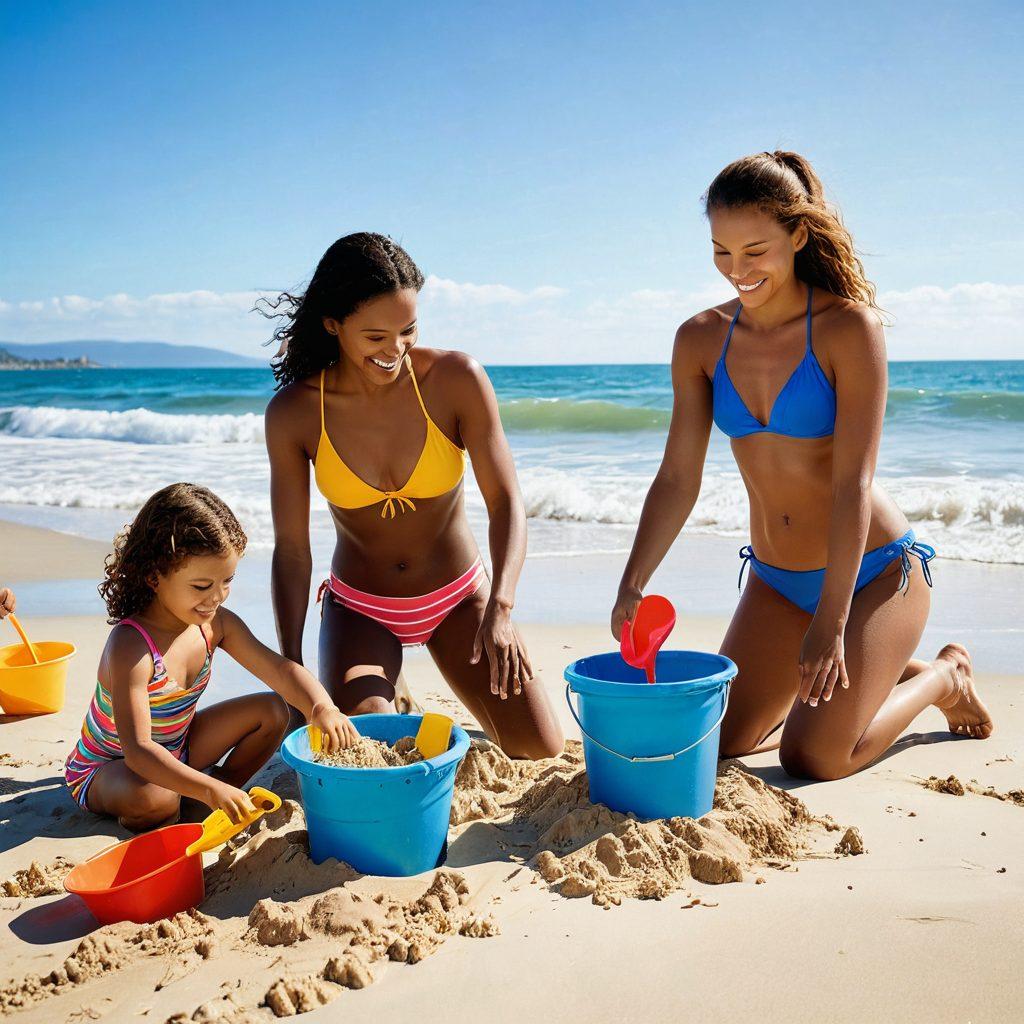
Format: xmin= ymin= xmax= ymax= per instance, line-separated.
xmin=0 ymin=405 xmax=265 ymax=444
xmin=1 ymin=428 xmax=1021 ymax=564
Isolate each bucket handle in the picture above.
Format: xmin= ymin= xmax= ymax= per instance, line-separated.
xmin=564 ymin=681 xmax=731 ymax=764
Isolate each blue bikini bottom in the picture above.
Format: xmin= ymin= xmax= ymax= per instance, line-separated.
xmin=738 ymin=529 xmax=936 ymax=615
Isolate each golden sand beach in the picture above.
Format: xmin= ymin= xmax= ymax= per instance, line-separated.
xmin=1 ymin=520 xmax=1022 ymax=1023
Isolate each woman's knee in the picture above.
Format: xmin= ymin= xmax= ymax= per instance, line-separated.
xmin=496 ymin=720 xmax=565 ymax=761
xmin=349 ymin=694 xmax=394 ymax=716
xmin=778 ymin=735 xmax=850 ymax=782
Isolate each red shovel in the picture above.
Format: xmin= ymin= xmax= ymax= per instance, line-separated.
xmin=621 ymin=594 xmax=676 ymax=683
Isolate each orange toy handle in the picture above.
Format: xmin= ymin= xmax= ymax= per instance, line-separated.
xmin=7 ymin=614 xmax=40 ymax=665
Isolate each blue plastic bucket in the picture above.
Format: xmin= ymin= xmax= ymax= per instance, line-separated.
xmin=565 ymin=650 xmax=736 ymax=820
xmin=281 ymin=714 xmax=470 ymax=876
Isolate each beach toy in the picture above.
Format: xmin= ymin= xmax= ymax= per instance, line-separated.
xmin=64 ymin=823 xmax=206 ymax=926
xmin=308 ymin=723 xmax=323 ymax=753
xmin=8 ymin=614 xmax=40 ymax=664
xmin=620 ymin=594 xmax=676 ymax=683
xmin=185 ymin=786 xmax=281 ymax=857
xmin=415 ymin=712 xmax=454 ymax=759
xmin=566 ymin=650 xmax=736 ymax=820
xmin=64 ymin=786 xmax=281 ymax=925
xmin=282 ymin=714 xmax=470 ymax=876
xmin=0 ymin=614 xmax=76 ymax=715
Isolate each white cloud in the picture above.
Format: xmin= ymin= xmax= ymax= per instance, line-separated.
xmin=0 ymin=281 xmax=1019 ymax=363
xmin=421 ymin=275 xmax=566 ymax=306
xmin=879 ymin=283 xmax=1024 ymax=359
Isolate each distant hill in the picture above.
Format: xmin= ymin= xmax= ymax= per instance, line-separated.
xmin=1 ymin=340 xmax=266 ymax=368
xmin=0 ymin=346 xmax=100 ymax=370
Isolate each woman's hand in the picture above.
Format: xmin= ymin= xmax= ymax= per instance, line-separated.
xmin=206 ymin=780 xmax=259 ymax=823
xmin=798 ymin=617 xmax=849 ymax=707
xmin=471 ymin=600 xmax=533 ymax=700
xmin=611 ymin=584 xmax=642 ymax=641
xmin=0 ymin=588 xmax=15 ymax=619
xmin=309 ymin=701 xmax=359 ymax=752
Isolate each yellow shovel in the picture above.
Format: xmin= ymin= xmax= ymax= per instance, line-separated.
xmin=185 ymin=786 xmax=281 ymax=857
xmin=415 ymin=713 xmax=453 ymax=759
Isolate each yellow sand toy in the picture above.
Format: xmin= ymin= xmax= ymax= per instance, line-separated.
xmin=184 ymin=786 xmax=282 ymax=857
xmin=307 ymin=711 xmax=454 ymax=759
xmin=0 ymin=613 xmax=76 ymax=715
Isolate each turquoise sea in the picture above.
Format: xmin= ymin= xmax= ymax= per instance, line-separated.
xmin=0 ymin=360 xmax=1021 ymax=564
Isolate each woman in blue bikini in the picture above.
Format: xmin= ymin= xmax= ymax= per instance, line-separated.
xmin=612 ymin=151 xmax=992 ymax=780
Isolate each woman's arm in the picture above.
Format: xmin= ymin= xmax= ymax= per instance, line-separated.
xmin=613 ymin=318 xmax=714 ymax=637
xmin=265 ymin=389 xmax=313 ymax=664
xmin=106 ymin=633 xmax=256 ymax=819
xmin=449 ymin=352 xmax=531 ymax=699
xmin=799 ymin=308 xmax=888 ymax=706
xmin=214 ymin=608 xmax=357 ymax=750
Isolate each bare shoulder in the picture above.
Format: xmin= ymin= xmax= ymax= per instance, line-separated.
xmin=101 ymin=623 xmax=154 ymax=686
xmin=264 ymin=376 xmax=321 ymax=452
xmin=673 ymin=302 xmax=736 ymax=372
xmin=209 ymin=606 xmax=242 ymax=649
xmin=412 ymin=347 xmax=489 ymax=398
xmin=817 ymin=295 xmax=886 ymax=366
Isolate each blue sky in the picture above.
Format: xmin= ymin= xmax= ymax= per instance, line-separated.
xmin=1 ymin=1 xmax=1021 ymax=361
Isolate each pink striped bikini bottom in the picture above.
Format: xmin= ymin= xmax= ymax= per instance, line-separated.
xmin=317 ymin=560 xmax=485 ymax=646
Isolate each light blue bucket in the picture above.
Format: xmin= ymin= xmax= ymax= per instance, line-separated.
xmin=281 ymin=714 xmax=470 ymax=876
xmin=565 ymin=650 xmax=736 ymax=820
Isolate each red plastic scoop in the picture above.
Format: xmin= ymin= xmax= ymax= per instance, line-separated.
xmin=621 ymin=595 xmax=676 ymax=683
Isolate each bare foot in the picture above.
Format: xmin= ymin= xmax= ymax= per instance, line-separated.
xmin=933 ymin=643 xmax=993 ymax=739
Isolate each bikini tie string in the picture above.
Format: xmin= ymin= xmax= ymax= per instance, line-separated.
xmin=737 ymin=545 xmax=755 ymax=591
xmin=898 ymin=540 xmax=936 ymax=593
xmin=380 ymin=494 xmax=417 ymax=519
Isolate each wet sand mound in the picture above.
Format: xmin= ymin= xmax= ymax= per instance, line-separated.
xmin=1 ymin=857 xmax=75 ymax=898
xmin=921 ymin=774 xmax=1024 ymax=806
xmin=512 ymin=759 xmax=840 ymax=907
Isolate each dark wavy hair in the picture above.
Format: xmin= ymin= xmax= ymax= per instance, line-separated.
xmin=98 ymin=483 xmax=247 ymax=623
xmin=259 ymin=232 xmax=426 ymax=389
xmin=704 ymin=151 xmax=880 ymax=311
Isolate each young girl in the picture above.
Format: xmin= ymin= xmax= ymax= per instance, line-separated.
xmin=613 ymin=151 xmax=989 ymax=781
xmin=64 ymin=483 xmax=358 ymax=831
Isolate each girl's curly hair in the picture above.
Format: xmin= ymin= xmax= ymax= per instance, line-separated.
xmin=98 ymin=483 xmax=247 ymax=623
xmin=258 ymin=232 xmax=425 ymax=389
xmin=704 ymin=151 xmax=881 ymax=312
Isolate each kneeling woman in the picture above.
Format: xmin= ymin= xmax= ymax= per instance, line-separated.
xmin=264 ymin=233 xmax=563 ymax=759
xmin=613 ymin=152 xmax=991 ymax=781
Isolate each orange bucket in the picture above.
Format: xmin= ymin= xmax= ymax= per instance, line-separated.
xmin=64 ymin=823 xmax=205 ymax=925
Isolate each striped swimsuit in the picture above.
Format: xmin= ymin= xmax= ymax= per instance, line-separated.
xmin=64 ymin=618 xmax=212 ymax=810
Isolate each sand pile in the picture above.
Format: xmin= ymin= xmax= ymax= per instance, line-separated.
xmin=0 ymin=909 xmax=217 ymax=1013
xmin=921 ymin=774 xmax=1024 ymax=807
xmin=450 ymin=738 xmax=584 ymax=825
xmin=504 ymin=758 xmax=840 ymax=907
xmin=315 ymin=735 xmax=423 ymax=768
xmin=1 ymin=856 xmax=75 ymax=898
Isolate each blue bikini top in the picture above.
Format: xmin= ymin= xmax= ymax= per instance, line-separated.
xmin=712 ymin=285 xmax=836 ymax=439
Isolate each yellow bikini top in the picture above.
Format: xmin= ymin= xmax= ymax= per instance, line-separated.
xmin=314 ymin=354 xmax=467 ymax=518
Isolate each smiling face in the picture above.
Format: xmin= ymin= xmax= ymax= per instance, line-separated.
xmin=710 ymin=206 xmax=808 ymax=308
xmin=323 ymin=288 xmax=419 ymax=384
xmin=151 ymin=551 xmax=239 ymax=627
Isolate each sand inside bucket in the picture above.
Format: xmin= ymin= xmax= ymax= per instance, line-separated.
xmin=314 ymin=734 xmax=424 ymax=768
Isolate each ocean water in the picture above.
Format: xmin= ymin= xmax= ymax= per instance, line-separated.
xmin=0 ymin=361 xmax=1021 ymax=565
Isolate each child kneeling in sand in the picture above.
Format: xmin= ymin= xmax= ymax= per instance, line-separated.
xmin=64 ymin=483 xmax=358 ymax=831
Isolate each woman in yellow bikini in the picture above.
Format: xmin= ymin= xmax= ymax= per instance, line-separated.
xmin=263 ymin=233 xmax=563 ymax=759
